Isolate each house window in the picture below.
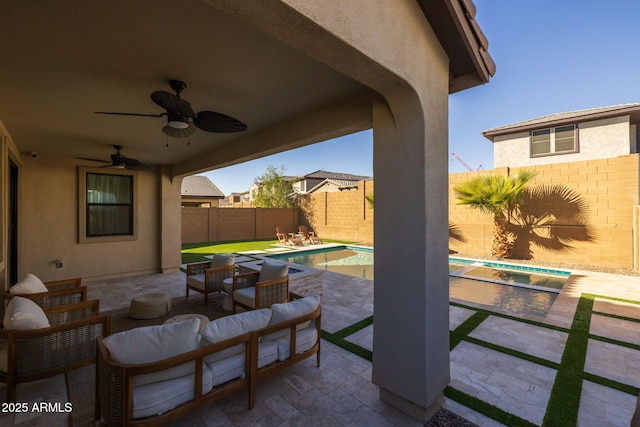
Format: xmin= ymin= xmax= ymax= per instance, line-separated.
xmin=530 ymin=125 xmax=577 ymax=156
xmin=86 ymin=173 xmax=133 ymax=236
xmin=78 ymin=167 xmax=138 ymax=243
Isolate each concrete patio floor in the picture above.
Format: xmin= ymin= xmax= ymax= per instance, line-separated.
xmin=1 ymin=254 xmax=640 ymax=426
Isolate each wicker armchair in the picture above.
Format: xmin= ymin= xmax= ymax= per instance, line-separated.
xmin=3 ymin=277 xmax=87 ymax=308
xmin=0 ymin=299 xmax=111 ymax=400
xmin=185 ymin=254 xmax=235 ymax=305
xmin=232 ymin=261 xmax=289 ymax=313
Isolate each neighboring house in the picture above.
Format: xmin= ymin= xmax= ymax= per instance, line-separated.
xmin=221 ymin=191 xmax=252 ymax=207
xmin=181 ymin=176 xmax=224 ymax=208
xmin=292 ymin=170 xmax=371 ymax=194
xmin=483 ymin=103 xmax=640 ymax=168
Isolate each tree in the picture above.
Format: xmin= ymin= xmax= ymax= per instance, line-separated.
xmin=453 ymin=169 xmax=536 ymax=258
xmin=253 ymin=164 xmax=296 ymax=208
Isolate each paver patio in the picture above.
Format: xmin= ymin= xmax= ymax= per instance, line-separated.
xmin=1 ymin=254 xmax=640 ymax=426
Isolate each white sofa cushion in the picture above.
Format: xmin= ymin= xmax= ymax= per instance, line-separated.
xmin=103 ymin=317 xmax=200 ymax=387
xmin=258 ymin=260 xmax=288 ymax=282
xmin=9 ymin=273 xmax=48 ymax=295
xmin=204 ymin=340 xmax=278 ymax=387
xmin=232 ymin=286 xmax=256 ymax=309
xmin=263 ymin=295 xmax=320 ymax=342
xmin=3 ymin=296 xmax=50 ymax=330
xmin=211 ymin=254 xmax=235 ymax=268
xmin=200 ymin=309 xmax=271 ymax=363
xmin=275 ymin=325 xmax=318 ymax=361
xmin=132 ymin=365 xmax=213 ymax=419
xmin=186 ymin=274 xmax=206 ymax=290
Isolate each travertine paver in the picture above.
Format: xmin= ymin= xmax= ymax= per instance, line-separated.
xmin=450 ymin=341 xmax=556 ymax=425
xmin=578 ymin=380 xmax=637 ymax=427
xmin=469 ymin=315 xmax=568 ymax=363
xmin=345 ymin=324 xmax=374 ymax=351
xmin=449 ymin=305 xmax=476 ymax=330
xmin=590 ymin=314 xmax=640 ymax=346
xmin=584 ymin=339 xmax=640 ymax=388
xmin=593 ymin=297 xmax=640 ymax=320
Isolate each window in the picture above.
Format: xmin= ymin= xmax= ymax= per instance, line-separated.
xmin=79 ymin=168 xmax=137 ymax=243
xmin=530 ymin=125 xmax=577 ymax=156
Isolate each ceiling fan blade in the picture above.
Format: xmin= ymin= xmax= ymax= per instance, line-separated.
xmin=150 ymin=90 xmax=196 ymax=118
xmin=76 ymin=157 xmax=111 ymax=164
xmin=111 ymin=154 xmax=140 ymax=167
xmin=162 ymin=122 xmax=197 ymax=138
xmin=193 ymin=111 xmax=247 ymax=133
xmin=94 ymin=111 xmax=165 ymax=118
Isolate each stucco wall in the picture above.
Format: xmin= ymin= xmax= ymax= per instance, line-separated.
xmin=20 ymin=154 xmax=163 ymax=281
xmin=450 ymin=154 xmax=640 ymax=269
xmin=494 ymin=115 xmax=631 ymax=168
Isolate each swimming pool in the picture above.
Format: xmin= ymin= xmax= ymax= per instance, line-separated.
xmin=267 ymin=246 xmax=374 ymax=279
xmin=267 ymin=247 xmax=570 ymax=317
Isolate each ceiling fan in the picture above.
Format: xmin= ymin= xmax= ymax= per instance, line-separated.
xmin=95 ymin=80 xmax=247 ymax=138
xmin=77 ymin=145 xmax=152 ymax=170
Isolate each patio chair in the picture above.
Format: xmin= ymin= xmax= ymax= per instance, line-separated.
xmin=298 ymin=225 xmax=323 ymax=244
xmin=232 ymin=260 xmax=289 ymax=313
xmin=276 ymin=226 xmax=302 ymax=246
xmin=0 ymin=297 xmax=110 ymax=401
xmin=186 ymin=254 xmax=235 ymax=305
xmin=3 ymin=275 xmax=87 ymax=308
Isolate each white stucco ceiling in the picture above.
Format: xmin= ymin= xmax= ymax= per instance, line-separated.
xmin=0 ymin=1 xmax=370 ymax=168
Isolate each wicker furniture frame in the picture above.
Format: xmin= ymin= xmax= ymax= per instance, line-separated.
xmin=3 ymin=277 xmax=87 ymax=308
xmin=96 ymin=295 xmax=320 ymax=426
xmin=185 ymin=261 xmax=235 ymax=305
xmin=230 ymin=271 xmax=289 ymax=313
xmin=0 ymin=299 xmax=111 ymax=401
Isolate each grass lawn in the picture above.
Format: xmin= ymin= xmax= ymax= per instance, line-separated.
xmin=181 ymin=238 xmax=354 ymax=264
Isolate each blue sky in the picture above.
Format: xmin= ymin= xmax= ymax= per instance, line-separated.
xmin=202 ymin=1 xmax=640 ymax=194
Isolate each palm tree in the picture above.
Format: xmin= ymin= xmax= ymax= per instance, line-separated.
xmin=453 ymin=169 xmax=536 ymax=258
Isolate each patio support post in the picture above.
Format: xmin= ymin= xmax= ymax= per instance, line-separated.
xmin=371 ymin=87 xmax=450 ymax=421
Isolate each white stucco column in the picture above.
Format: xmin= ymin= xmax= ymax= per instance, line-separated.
xmin=371 ymin=92 xmax=450 ymax=420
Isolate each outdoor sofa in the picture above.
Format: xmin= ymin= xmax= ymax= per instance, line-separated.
xmin=96 ymin=294 xmax=321 ymax=426
xmin=0 ymin=296 xmax=110 ymax=400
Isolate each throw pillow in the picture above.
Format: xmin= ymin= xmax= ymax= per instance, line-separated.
xmin=102 ymin=317 xmax=200 ymax=387
xmin=200 ymin=308 xmax=272 ymax=363
xmin=9 ymin=273 xmax=48 ymax=295
xmin=211 ymin=254 xmax=235 ymax=268
xmin=258 ymin=260 xmax=288 ymax=282
xmin=263 ymin=295 xmax=320 ymax=341
xmin=3 ymin=296 xmax=51 ymax=330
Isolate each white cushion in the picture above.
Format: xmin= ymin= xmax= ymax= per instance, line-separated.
xmin=206 ymin=353 xmax=245 ymax=386
xmin=9 ymin=274 xmax=47 ymax=295
xmin=211 ymin=254 xmax=235 ymax=268
xmin=186 ymin=274 xmax=206 ymax=290
xmin=263 ymin=295 xmax=320 ymax=341
xmin=3 ymin=296 xmax=50 ymax=330
xmin=257 ymin=341 xmax=278 ymax=368
xmin=103 ymin=317 xmax=200 ymax=387
xmin=132 ymin=365 xmax=213 ymax=419
xmin=200 ymin=309 xmax=271 ymax=363
xmin=275 ymin=325 xmax=318 ymax=361
xmin=233 ymin=287 xmax=256 ymax=309
xmin=258 ymin=260 xmax=288 ymax=282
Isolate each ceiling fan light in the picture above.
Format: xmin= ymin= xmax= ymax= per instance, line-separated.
xmin=168 ymin=119 xmax=189 ymax=129
xmin=167 ymin=111 xmax=189 ymax=129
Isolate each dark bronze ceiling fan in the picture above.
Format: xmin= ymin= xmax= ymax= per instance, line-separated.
xmin=95 ymin=80 xmax=247 ymax=138
xmin=76 ymin=145 xmax=152 ymax=170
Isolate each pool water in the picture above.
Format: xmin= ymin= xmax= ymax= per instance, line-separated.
xmin=268 ymin=246 xmax=374 ymax=279
xmin=268 ymin=247 xmax=570 ymax=317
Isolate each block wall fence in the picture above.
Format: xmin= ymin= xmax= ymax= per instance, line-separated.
xmin=181 ymin=180 xmax=374 ymax=245
xmin=182 ymin=157 xmax=640 ymax=271
xmin=449 ymin=154 xmax=640 ymax=270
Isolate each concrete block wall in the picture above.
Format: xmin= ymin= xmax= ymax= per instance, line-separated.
xmin=449 ymin=154 xmax=640 ymax=269
xmin=299 ymin=180 xmax=374 ymax=244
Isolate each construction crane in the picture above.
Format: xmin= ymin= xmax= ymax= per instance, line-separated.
xmin=451 ymin=152 xmax=482 ymax=171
